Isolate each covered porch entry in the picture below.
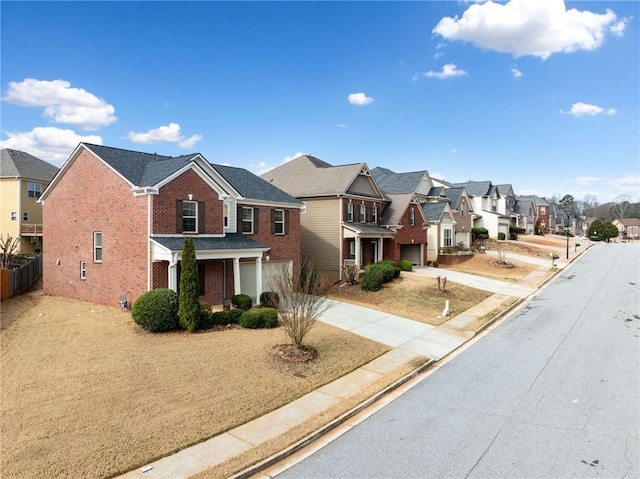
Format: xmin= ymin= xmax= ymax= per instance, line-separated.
xmin=342 ymin=223 xmax=396 ymax=272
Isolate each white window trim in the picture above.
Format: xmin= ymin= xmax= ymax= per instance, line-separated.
xmin=80 ymin=261 xmax=87 ymax=279
xmin=10 ymin=212 xmax=17 ymax=221
xmin=182 ymin=200 xmax=198 ymax=233
xmin=274 ymin=208 xmax=285 ymax=235
xmin=372 ymin=205 xmax=378 ymax=223
xmin=93 ymin=232 xmax=103 ymax=263
xmin=23 ymin=212 xmax=29 ymax=221
xmin=410 ymin=209 xmax=415 ymax=226
xmin=27 ymin=182 xmax=42 ymax=199
xmin=242 ymin=207 xmax=254 ymax=234
xmin=360 ymin=204 xmax=366 ymax=223
xmin=346 ymin=202 xmax=354 ymax=222
xmin=444 ymin=228 xmax=453 ymax=247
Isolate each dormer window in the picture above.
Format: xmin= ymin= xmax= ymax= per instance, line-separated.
xmin=410 ymin=209 xmax=415 ymax=226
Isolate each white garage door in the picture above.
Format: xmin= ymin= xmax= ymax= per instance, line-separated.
xmin=239 ymin=260 xmax=292 ymax=302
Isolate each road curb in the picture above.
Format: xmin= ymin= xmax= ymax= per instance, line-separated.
xmin=230 ymin=357 xmax=436 ymax=479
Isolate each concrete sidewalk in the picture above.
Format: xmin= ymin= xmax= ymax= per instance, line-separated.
xmin=116 ymin=246 xmax=589 ymax=479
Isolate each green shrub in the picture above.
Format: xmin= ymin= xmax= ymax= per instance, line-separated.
xmin=260 ymin=291 xmax=280 ymax=309
xmin=398 ymin=259 xmax=412 ymax=271
xmin=227 ymin=308 xmax=243 ymax=324
xmin=178 ymin=237 xmax=200 ymax=332
xmin=509 ymin=233 xmax=518 ymax=240
xmin=498 ymin=232 xmax=506 ymax=240
xmin=472 ymin=227 xmax=489 ymax=240
xmin=361 ymin=267 xmax=384 ymax=292
xmin=239 ymin=308 xmax=279 ymax=329
xmin=198 ymin=301 xmax=213 ymax=329
xmin=131 ymin=288 xmax=179 ymax=332
xmin=210 ymin=311 xmax=229 ymax=326
xmin=231 ymin=294 xmax=252 ymax=311
xmin=367 ymin=260 xmax=396 ymax=283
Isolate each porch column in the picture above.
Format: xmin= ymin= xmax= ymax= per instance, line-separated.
xmin=354 ymin=235 xmax=362 ymax=269
xmin=168 ymin=253 xmax=178 ymax=292
xmin=378 ymin=238 xmax=383 ymax=262
xmin=256 ymin=256 xmax=263 ymax=303
xmin=233 ymin=257 xmax=241 ymax=295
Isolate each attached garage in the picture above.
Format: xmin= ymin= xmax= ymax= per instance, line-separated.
xmin=239 ymin=260 xmax=292 ymax=302
xmin=399 ymin=244 xmax=422 ymax=265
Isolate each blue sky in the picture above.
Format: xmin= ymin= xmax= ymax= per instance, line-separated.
xmin=1 ymin=1 xmax=638 ymax=204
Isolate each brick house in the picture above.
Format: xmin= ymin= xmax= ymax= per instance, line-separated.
xmin=40 ymin=143 xmax=302 ymax=308
xmin=0 ymin=148 xmax=59 ymax=253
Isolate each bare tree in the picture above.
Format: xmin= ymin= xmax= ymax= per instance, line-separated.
xmin=582 ymin=194 xmax=599 ymax=219
xmin=610 ymin=194 xmax=631 ymax=219
xmin=0 ymin=234 xmax=20 ymax=269
xmin=268 ymin=259 xmax=333 ymax=348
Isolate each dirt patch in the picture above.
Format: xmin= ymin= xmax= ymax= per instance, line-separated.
xmin=1 ymin=288 xmax=390 ymax=479
xmin=440 ymin=254 xmax=537 ymax=281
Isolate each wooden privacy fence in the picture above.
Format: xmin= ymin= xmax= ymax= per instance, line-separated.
xmin=0 ymin=255 xmax=43 ymax=300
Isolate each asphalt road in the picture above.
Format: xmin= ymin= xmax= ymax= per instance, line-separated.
xmin=276 ymin=243 xmax=640 ymax=479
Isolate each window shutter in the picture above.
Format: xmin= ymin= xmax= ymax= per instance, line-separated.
xmin=345 ymin=202 xmax=349 ymax=221
xmin=271 ymin=209 xmax=276 ymax=234
xmin=253 ymin=208 xmax=259 ymax=234
xmin=285 ymin=210 xmax=290 ymax=234
xmin=176 ymin=200 xmax=183 ymax=233
xmin=198 ymin=201 xmax=205 ymax=233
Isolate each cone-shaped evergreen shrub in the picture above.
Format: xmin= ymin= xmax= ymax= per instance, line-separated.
xmin=178 ymin=236 xmax=200 ymax=332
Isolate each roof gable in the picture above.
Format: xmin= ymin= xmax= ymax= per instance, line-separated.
xmin=0 ymin=148 xmax=59 ymax=181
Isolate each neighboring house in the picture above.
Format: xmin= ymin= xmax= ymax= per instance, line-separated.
xmin=448 ymin=180 xmax=510 ymax=239
xmin=0 ymin=148 xmax=59 ymax=253
xmin=379 ymin=193 xmax=429 ymax=265
xmin=496 ymin=183 xmax=518 ymax=229
xmin=40 ymin=143 xmax=302 ymax=307
xmin=261 ymin=155 xmax=393 ymax=280
xmin=612 ymin=218 xmax=640 ymax=239
xmin=514 ymin=196 xmax=536 ymax=234
xmin=421 ymin=202 xmax=456 ymax=260
xmin=516 ymin=195 xmax=551 ymax=234
xmin=372 ymin=167 xmax=472 ymax=253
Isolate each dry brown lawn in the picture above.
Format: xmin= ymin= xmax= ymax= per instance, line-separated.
xmin=1 ymin=288 xmax=395 ymax=479
xmin=440 ymin=254 xmax=538 ymax=282
xmin=330 ymin=272 xmax=492 ymax=326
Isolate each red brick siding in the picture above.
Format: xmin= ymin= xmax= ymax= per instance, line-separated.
xmin=341 ymin=198 xmax=382 ymax=225
xmin=43 ymin=149 xmax=149 ymax=306
xmin=385 ymin=205 xmax=427 ymax=265
xmin=242 ymin=205 xmax=301 ymax=272
xmin=153 ymin=169 xmax=224 ymax=235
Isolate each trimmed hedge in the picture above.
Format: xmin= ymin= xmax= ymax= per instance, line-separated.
xmin=260 ymin=291 xmax=280 ymax=309
xmin=239 ymin=308 xmax=279 ymax=329
xmin=131 ymin=288 xmax=179 ymax=332
xmin=398 ymin=259 xmax=413 ymax=271
xmin=231 ymin=294 xmax=252 ymax=311
xmin=209 ymin=308 xmax=244 ymax=326
xmin=472 ymin=227 xmax=489 ymax=240
xmin=498 ymin=232 xmax=506 ymax=240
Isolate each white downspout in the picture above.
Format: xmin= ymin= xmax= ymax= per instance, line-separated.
xmin=168 ymin=253 xmax=178 ymax=292
xmin=256 ymin=256 xmax=263 ymax=304
xmin=233 ymin=257 xmax=241 ymax=295
xmin=355 ymin=234 xmax=362 ymax=269
xmin=147 ymin=194 xmax=152 ymax=291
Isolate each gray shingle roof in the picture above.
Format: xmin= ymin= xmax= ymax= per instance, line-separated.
xmin=151 ymin=233 xmax=268 ymax=252
xmin=82 ymin=144 xmax=299 ymax=205
xmin=261 ymin=155 xmax=367 ymax=197
xmin=0 ymin=148 xmax=59 ymax=181
xmin=421 ymin=202 xmax=447 ymax=222
xmin=380 ymin=193 xmax=413 ymax=225
xmin=446 ymin=187 xmax=465 ymax=209
xmin=211 ymin=164 xmax=301 ymax=205
xmin=496 ymin=184 xmax=514 ymax=197
xmin=450 ymin=180 xmax=493 ymax=197
xmin=371 ymin=167 xmax=426 ymax=194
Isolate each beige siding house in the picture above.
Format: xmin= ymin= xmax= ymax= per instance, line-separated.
xmin=0 ymin=149 xmax=59 ymax=253
xmin=261 ymin=155 xmax=392 ymax=280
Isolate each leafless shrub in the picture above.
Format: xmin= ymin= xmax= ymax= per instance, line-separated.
xmin=0 ymin=234 xmax=20 ymax=269
xmin=268 ymin=259 xmax=333 ymax=348
xmin=342 ymin=263 xmax=359 ymax=285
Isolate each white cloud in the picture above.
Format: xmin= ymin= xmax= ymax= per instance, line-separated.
xmin=348 ymin=92 xmax=374 ymax=106
xmin=610 ymin=17 xmax=630 ymax=37
xmin=511 ymin=68 xmax=523 ymax=78
xmin=450 ymin=149 xmax=457 ymax=154
xmin=178 ymin=134 xmax=203 ymax=149
xmin=2 ymin=78 xmax=117 ymax=130
xmin=336 ymin=123 xmax=347 ymax=128
xmin=0 ymin=127 xmax=102 ymax=164
xmin=560 ymin=102 xmax=617 ymax=117
xmin=571 ymin=176 xmax=606 ymax=185
xmin=128 ymin=123 xmax=202 ymax=148
xmin=435 ymin=51 xmax=445 ymax=59
xmin=433 ymin=0 xmax=623 ymax=60
xmin=422 ymin=63 xmax=468 ymax=80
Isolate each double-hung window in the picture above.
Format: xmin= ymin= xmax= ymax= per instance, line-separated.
xmin=93 ymin=232 xmax=103 ymax=262
xmin=371 ymin=205 xmax=378 ymax=223
xmin=242 ymin=207 xmax=254 ymax=234
xmin=346 ymin=203 xmax=354 ymax=222
xmin=272 ymin=209 xmax=285 ymax=235
xmin=444 ymin=228 xmax=452 ymax=247
xmin=359 ymin=204 xmax=366 ymax=223
xmin=182 ymin=201 xmax=197 ymax=233
xmin=80 ymin=261 xmax=87 ymax=279
xmin=10 ymin=212 xmax=17 ymax=221
xmin=27 ymin=182 xmax=42 ymax=199
xmin=23 ymin=212 xmax=29 ymax=221
xmin=409 ymin=209 xmax=415 ymax=226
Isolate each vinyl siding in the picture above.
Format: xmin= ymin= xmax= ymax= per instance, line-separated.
xmin=0 ymin=179 xmax=19 ymax=238
xmin=346 ymin=174 xmax=379 ymax=198
xmin=300 ymin=197 xmax=342 ymax=275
